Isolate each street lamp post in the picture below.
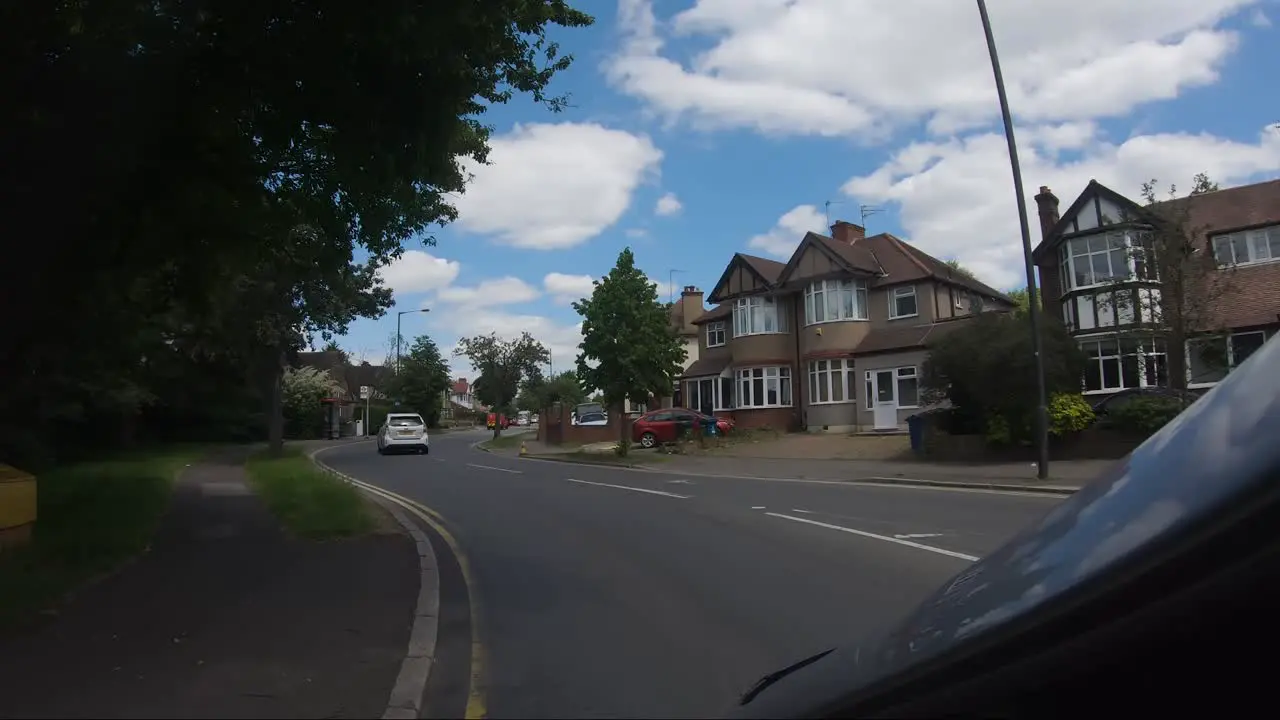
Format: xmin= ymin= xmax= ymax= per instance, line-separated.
xmin=976 ymin=0 xmax=1050 ymax=480
xmin=396 ymin=308 xmax=430 ymax=375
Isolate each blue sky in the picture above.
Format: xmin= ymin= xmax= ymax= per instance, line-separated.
xmin=335 ymin=0 xmax=1280 ymax=377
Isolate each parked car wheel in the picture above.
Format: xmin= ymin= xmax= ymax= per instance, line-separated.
xmin=639 ymin=431 xmax=658 ymax=449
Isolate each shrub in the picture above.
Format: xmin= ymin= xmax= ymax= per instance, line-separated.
xmin=1105 ymin=396 xmax=1186 ymax=436
xmin=1048 ymin=393 xmax=1095 ymax=436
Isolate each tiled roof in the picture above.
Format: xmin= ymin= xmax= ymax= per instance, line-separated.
xmin=1162 ymin=178 xmax=1280 ymax=234
xmin=451 ymin=378 xmax=470 ymax=394
xmin=863 ymin=234 xmax=1010 ymax=301
xmin=1200 ymin=261 xmax=1280 ymax=331
xmin=681 ymin=355 xmax=731 ymax=378
xmin=854 ymin=316 xmax=980 ymax=355
xmin=739 ymin=253 xmax=787 ymax=283
xmin=691 ymin=303 xmax=732 ymax=325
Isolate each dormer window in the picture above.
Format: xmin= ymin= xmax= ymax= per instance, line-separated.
xmin=1212 ymin=225 xmax=1279 ymax=266
xmin=733 ymin=296 xmax=788 ymax=336
xmin=889 ymin=285 xmax=918 ymax=319
xmin=804 ymin=279 xmax=868 ymax=324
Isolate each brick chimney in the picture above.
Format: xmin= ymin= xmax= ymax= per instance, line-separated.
xmin=830 ymin=220 xmax=866 ymax=244
xmin=1034 ymin=186 xmax=1060 ymax=241
xmin=679 ymin=285 xmax=703 ymax=335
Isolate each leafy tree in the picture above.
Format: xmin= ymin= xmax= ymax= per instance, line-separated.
xmin=922 ymin=312 xmax=1084 ymax=443
xmin=1097 ymin=173 xmax=1231 ymax=390
xmin=1006 ymin=287 xmax=1041 ymax=317
xmin=384 ymin=336 xmax=451 ymax=427
xmin=574 ymin=248 xmax=686 ymax=455
xmin=281 ymin=366 xmax=341 ymax=439
xmin=1 ymin=1 xmax=594 ymax=462
xmin=455 ymin=333 xmax=550 ymax=437
xmin=945 ymin=259 xmax=976 ymax=278
xmin=517 ymin=371 xmax=586 ymax=412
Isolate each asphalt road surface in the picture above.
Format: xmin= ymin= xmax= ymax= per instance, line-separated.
xmin=321 ymin=429 xmax=1063 ymax=719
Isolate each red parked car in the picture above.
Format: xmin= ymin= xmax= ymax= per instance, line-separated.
xmin=632 ymin=408 xmax=732 ymax=449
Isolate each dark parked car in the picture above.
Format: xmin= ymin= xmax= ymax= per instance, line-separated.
xmin=728 ymin=334 xmax=1280 ymax=718
xmin=1089 ymin=386 xmax=1200 ymax=416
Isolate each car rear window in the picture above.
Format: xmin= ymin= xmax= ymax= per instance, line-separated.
xmin=388 ymin=416 xmax=424 ymax=427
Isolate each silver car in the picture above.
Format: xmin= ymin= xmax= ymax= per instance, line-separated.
xmin=376 ymin=413 xmax=429 ymax=455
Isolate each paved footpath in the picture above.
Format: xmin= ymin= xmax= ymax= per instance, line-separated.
xmin=0 ymin=448 xmax=418 ymax=719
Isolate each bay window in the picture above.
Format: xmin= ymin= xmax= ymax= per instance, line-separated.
xmin=804 ymin=279 xmax=868 ymax=324
xmin=736 ymin=367 xmax=792 ymax=408
xmin=733 ymin=296 xmax=788 ymax=336
xmin=808 ymin=359 xmax=856 ymax=404
xmin=1058 ymin=231 xmax=1140 ymax=290
xmin=1080 ymin=338 xmax=1167 ymax=393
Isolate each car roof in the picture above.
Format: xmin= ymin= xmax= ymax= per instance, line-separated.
xmin=387 ymin=413 xmax=422 ymax=418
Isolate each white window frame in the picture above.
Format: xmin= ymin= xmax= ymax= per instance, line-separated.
xmin=804 ymin=278 xmax=869 ymax=325
xmin=1080 ymin=337 xmax=1168 ymax=395
xmin=888 ymin=285 xmax=918 ymax=320
xmin=1186 ymin=330 xmax=1270 ymax=388
xmin=1211 ymin=225 xmax=1280 ymax=267
xmin=1058 ymin=231 xmax=1137 ymax=291
xmin=807 ymin=359 xmax=857 ymax=405
xmin=706 ymin=321 xmax=726 ymax=348
xmin=684 ymin=375 xmax=736 ymax=412
xmin=733 ymin=296 xmax=788 ymax=336
xmin=736 ymin=366 xmax=792 ymax=409
xmin=863 ymin=366 xmax=920 ymax=410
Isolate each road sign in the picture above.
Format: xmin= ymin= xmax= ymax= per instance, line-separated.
xmin=359 ymin=385 xmax=371 ymax=399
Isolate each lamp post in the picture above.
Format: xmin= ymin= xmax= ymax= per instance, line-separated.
xmin=976 ymin=0 xmax=1050 ymax=480
xmin=396 ymin=308 xmax=430 ymax=375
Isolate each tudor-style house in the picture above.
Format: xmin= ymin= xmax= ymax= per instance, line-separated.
xmin=680 ymin=221 xmax=1013 ymax=432
xmin=1032 ymin=178 xmax=1280 ymax=396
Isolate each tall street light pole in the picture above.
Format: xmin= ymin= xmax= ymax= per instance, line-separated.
xmin=976 ymin=0 xmax=1050 ymax=480
xmin=396 ymin=308 xmax=430 ymax=375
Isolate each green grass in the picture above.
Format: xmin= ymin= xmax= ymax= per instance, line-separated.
xmin=245 ymin=448 xmax=372 ymax=540
xmin=0 ymin=448 xmax=200 ymax=630
xmin=480 ymin=432 xmax=530 ymax=450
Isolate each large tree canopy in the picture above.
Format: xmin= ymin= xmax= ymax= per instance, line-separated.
xmin=455 ymin=333 xmax=550 ymax=437
xmin=0 ymin=1 xmax=593 ymax=465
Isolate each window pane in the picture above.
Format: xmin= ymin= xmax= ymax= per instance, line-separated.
xmin=1232 ymin=234 xmax=1250 ymax=263
xmin=721 ymin=377 xmax=734 ymax=409
xmin=781 ymin=376 xmax=792 ymax=405
xmin=765 ymin=377 xmax=778 ymax=405
xmin=1109 ymin=248 xmax=1128 ymax=279
xmin=848 ymin=368 xmax=857 ymax=404
xmin=1121 ymin=354 xmax=1140 ymax=389
xmin=856 ymin=285 xmax=868 ymax=319
xmin=876 ymin=371 xmax=895 ymax=402
xmin=1188 ymin=338 xmax=1229 ymax=384
xmin=1101 ymin=357 xmax=1121 ymax=389
xmin=898 ymin=376 xmax=919 ymax=407
xmin=753 ymin=377 xmax=765 ymax=405
xmin=1250 ymin=231 xmax=1272 ymax=262
xmin=840 ymin=284 xmax=854 ymax=319
xmin=865 ymin=375 xmax=873 ymax=409
xmin=808 ymin=367 xmax=819 ymax=403
xmin=1091 ymin=253 xmax=1111 ymax=283
xmin=1231 ymin=332 xmax=1266 ymax=367
xmin=1084 ymin=360 xmax=1102 ymax=391
xmin=1212 ymin=236 xmax=1234 ymax=265
xmin=831 ymin=367 xmax=844 ymax=402
xmin=1144 ymin=354 xmax=1167 ymax=387
xmin=1269 ymin=228 xmax=1280 ymax=259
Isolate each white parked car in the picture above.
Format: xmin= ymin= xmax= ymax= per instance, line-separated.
xmin=377 ymin=413 xmax=430 ymax=455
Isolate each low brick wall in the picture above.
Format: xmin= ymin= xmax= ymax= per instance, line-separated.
xmin=538 ymin=404 xmax=631 ymax=447
xmin=920 ymin=423 xmax=1145 ymax=462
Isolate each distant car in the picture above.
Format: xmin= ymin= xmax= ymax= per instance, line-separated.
xmin=486 ymin=413 xmax=511 ymax=430
xmin=572 ymin=402 xmax=608 ymax=426
xmin=632 ymin=408 xmax=733 ymax=449
xmin=1090 ymin=387 xmax=1200 ymax=417
xmin=377 ymin=413 xmax=429 ymax=455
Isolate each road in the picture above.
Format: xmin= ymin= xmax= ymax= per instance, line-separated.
xmin=320 ymin=429 xmax=1062 ymax=719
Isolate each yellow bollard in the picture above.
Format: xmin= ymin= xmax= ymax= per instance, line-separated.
xmin=520 ymin=442 xmax=528 ymax=456
xmin=0 ymin=464 xmax=37 ymax=550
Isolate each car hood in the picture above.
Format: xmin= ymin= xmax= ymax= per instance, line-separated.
xmin=728 ymin=335 xmax=1280 ymax=718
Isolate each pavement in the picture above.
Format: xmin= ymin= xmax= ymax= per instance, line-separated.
xmin=501 ymin=435 xmax=1103 ymax=493
xmin=0 ymin=447 xmax=420 ymax=719
xmin=317 ymin=427 xmax=1066 ymax=718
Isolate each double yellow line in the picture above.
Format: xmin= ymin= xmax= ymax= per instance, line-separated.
xmin=320 ymin=459 xmax=489 ymax=720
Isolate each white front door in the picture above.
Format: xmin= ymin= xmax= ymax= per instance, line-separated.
xmin=871 ymin=369 xmax=898 ymax=430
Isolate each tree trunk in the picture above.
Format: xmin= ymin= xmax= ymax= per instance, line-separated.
xmin=615 ymin=401 xmax=629 ymax=457
xmin=267 ymin=349 xmax=286 ymax=456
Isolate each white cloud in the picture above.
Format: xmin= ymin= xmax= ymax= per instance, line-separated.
xmin=654 ymin=191 xmax=683 ymax=216
xmin=842 ymin=123 xmax=1280 ymax=288
xmin=1251 ymin=8 xmax=1271 ymax=26
xmin=544 ymin=272 xmax=597 ymax=305
xmin=437 ymin=309 xmax=584 ymax=379
xmin=452 ymin=122 xmax=663 ymax=249
xmin=625 ymin=227 xmax=649 ymax=239
xmin=746 ymin=204 xmax=828 ymax=258
xmin=435 ymin=276 xmax=540 ymax=307
xmin=378 ymin=250 xmax=460 ymax=294
xmin=606 ymin=0 xmax=1257 ymax=138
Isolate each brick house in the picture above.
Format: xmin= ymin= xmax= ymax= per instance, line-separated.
xmin=1031 ymin=178 xmax=1280 ymax=396
xmin=680 ymin=221 xmax=1013 ymax=432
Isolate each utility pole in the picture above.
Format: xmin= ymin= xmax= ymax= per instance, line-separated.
xmin=668 ymin=268 xmax=684 ymax=304
xmin=976 ymin=0 xmax=1050 ymax=480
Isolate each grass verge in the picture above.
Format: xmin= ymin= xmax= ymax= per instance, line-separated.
xmin=478 ymin=432 xmax=531 ymax=450
xmin=245 ymin=447 xmax=373 ymax=540
xmin=0 ymin=448 xmax=200 ymax=630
